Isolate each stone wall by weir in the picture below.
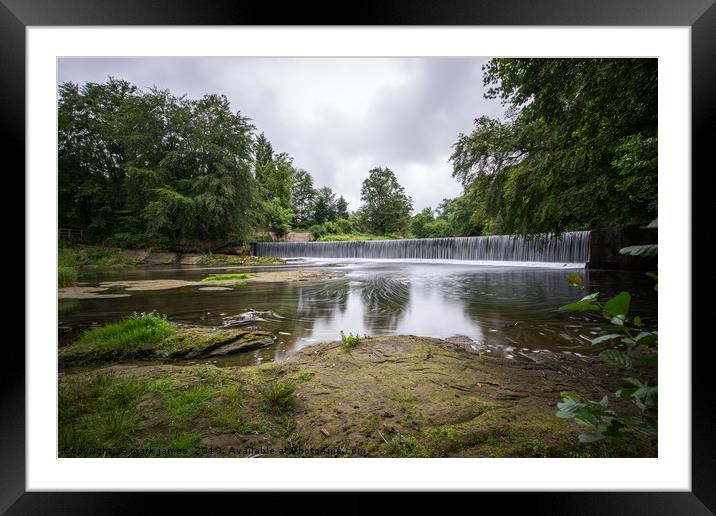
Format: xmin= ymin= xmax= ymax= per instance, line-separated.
xmin=587 ymin=227 xmax=657 ymax=270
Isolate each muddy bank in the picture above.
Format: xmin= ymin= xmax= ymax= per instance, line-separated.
xmin=58 ymin=335 xmax=655 ymax=458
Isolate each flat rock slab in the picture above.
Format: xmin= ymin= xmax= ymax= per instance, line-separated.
xmin=58 ymin=286 xmax=131 ymax=299
xmin=94 ymin=270 xmax=344 ymax=292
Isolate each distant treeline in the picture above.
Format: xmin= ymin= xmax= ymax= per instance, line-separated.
xmin=58 ymin=58 xmax=656 ymax=247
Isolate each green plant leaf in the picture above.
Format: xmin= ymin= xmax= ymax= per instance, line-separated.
xmin=619 ymin=244 xmax=658 ymax=257
xmin=578 ymin=432 xmax=605 ymax=443
xmin=599 ymin=349 xmax=632 ymax=369
xmin=616 ymin=387 xmax=636 ymax=400
xmin=634 ymin=331 xmax=657 ymax=347
xmin=591 ymin=334 xmax=623 ymax=346
xmin=629 ymin=416 xmax=657 ymax=435
xmin=560 ymin=293 xmax=600 ymax=311
xmin=632 ymin=384 xmax=657 ymax=411
xmin=604 ymin=292 xmax=631 ymax=318
xmin=610 ymin=315 xmax=625 ymax=326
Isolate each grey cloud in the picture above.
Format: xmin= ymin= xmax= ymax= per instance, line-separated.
xmin=58 ymin=57 xmax=505 ymax=212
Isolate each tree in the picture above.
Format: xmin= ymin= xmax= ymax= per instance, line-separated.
xmin=260 ymin=199 xmax=293 ymax=237
xmin=58 ymin=79 xmax=140 ymax=236
xmin=313 ymin=186 xmax=338 ymax=225
xmin=410 ymin=207 xmax=435 ymax=238
xmin=290 ymin=169 xmax=317 ymax=228
xmin=58 ymin=79 xmax=257 ymax=245
xmin=147 ymin=93 xmax=256 ymax=241
xmin=335 ymin=195 xmax=349 ymax=219
xmin=450 ymin=58 xmax=657 ymax=236
xmin=256 ymin=151 xmax=294 ymax=209
xmin=359 ymin=167 xmax=413 ymax=235
xmin=254 ymin=132 xmax=274 ymax=168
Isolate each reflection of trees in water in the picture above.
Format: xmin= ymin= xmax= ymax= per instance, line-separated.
xmin=438 ymin=269 xmax=585 ymax=350
xmin=445 ymin=270 xmax=582 ymax=320
xmin=444 ymin=268 xmax=656 ymax=351
xmin=295 ymin=279 xmax=351 ymax=323
xmin=359 ymin=275 xmax=411 ymax=332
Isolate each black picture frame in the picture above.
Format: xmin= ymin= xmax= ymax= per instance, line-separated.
xmin=4 ymin=0 xmax=711 ymax=512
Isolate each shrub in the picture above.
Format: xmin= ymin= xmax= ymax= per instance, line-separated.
xmin=104 ymin=232 xmax=170 ymax=249
xmin=323 ymin=220 xmax=339 ymax=234
xmin=58 ymin=266 xmax=77 ymax=287
xmin=340 ymin=331 xmax=361 ymax=349
xmin=309 ymin=223 xmax=327 ymax=239
xmin=336 ymin=218 xmax=353 ymax=234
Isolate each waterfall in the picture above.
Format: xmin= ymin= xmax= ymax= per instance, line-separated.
xmin=253 ymin=231 xmax=591 ymax=267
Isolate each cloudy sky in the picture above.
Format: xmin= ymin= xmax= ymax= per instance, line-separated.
xmin=58 ymin=58 xmax=505 ymax=212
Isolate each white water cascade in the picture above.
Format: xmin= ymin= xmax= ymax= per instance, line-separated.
xmin=253 ymin=231 xmax=591 ymax=268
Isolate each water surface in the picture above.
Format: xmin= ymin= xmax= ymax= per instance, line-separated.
xmin=59 ymin=260 xmax=657 ymax=366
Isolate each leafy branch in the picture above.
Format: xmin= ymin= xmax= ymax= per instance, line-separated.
xmin=557 ymin=271 xmax=657 ymax=443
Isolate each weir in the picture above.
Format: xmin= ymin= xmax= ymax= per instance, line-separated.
xmin=253 ymin=230 xmax=591 ymax=267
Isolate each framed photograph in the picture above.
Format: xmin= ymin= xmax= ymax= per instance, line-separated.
xmin=5 ymin=0 xmax=712 ymax=511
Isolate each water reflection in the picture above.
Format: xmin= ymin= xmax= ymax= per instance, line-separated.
xmin=59 ymin=260 xmax=657 ymax=366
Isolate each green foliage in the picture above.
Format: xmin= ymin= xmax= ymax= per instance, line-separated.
xmin=297 ymin=370 xmax=315 ymax=381
xmin=59 ymin=80 xmax=256 ymax=244
xmin=261 ymin=381 xmax=296 ymax=414
xmin=335 ymin=218 xmax=353 ymax=234
xmin=316 ymin=232 xmax=391 ymax=242
xmin=409 ymin=207 xmax=458 ymax=238
xmin=104 ymin=232 xmax=170 ymax=249
xmin=60 ymin=313 xmax=174 ymax=363
xmin=359 ymin=167 xmax=413 ymax=235
xmin=290 ymin=169 xmax=317 ymax=228
xmin=58 ymin=245 xmax=139 ymax=267
xmin=450 ymin=58 xmax=657 ymax=236
xmin=566 ymin=274 xmax=583 ymax=287
xmin=335 ymin=196 xmax=349 ymax=219
xmin=340 ymin=331 xmax=361 ymax=349
xmin=311 ymin=186 xmax=339 ymax=225
xmin=256 ymin=151 xmax=294 ymax=209
xmin=58 ymin=266 xmax=78 ymax=287
xmin=260 ymin=199 xmax=294 ymax=236
xmin=557 ymin=276 xmax=657 ymax=444
xmin=378 ymin=433 xmax=431 ymax=457
xmin=201 ymin=273 xmax=253 ymax=282
xmin=309 ymin=218 xmax=361 ymax=239
xmin=620 ymin=244 xmax=658 ymax=258
xmin=59 ymin=373 xmax=148 ymax=454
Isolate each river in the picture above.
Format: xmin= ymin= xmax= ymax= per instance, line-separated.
xmin=59 ymin=259 xmax=657 ymax=367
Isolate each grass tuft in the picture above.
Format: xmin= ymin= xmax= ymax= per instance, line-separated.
xmin=58 ymin=266 xmax=78 ymax=287
xmin=340 ymin=331 xmax=361 ymax=350
xmin=202 ymin=273 xmax=253 ymax=282
xmin=261 ymin=381 xmax=296 ymax=414
xmin=378 ymin=433 xmax=432 ymax=457
xmin=60 ymin=313 xmax=174 ymax=363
